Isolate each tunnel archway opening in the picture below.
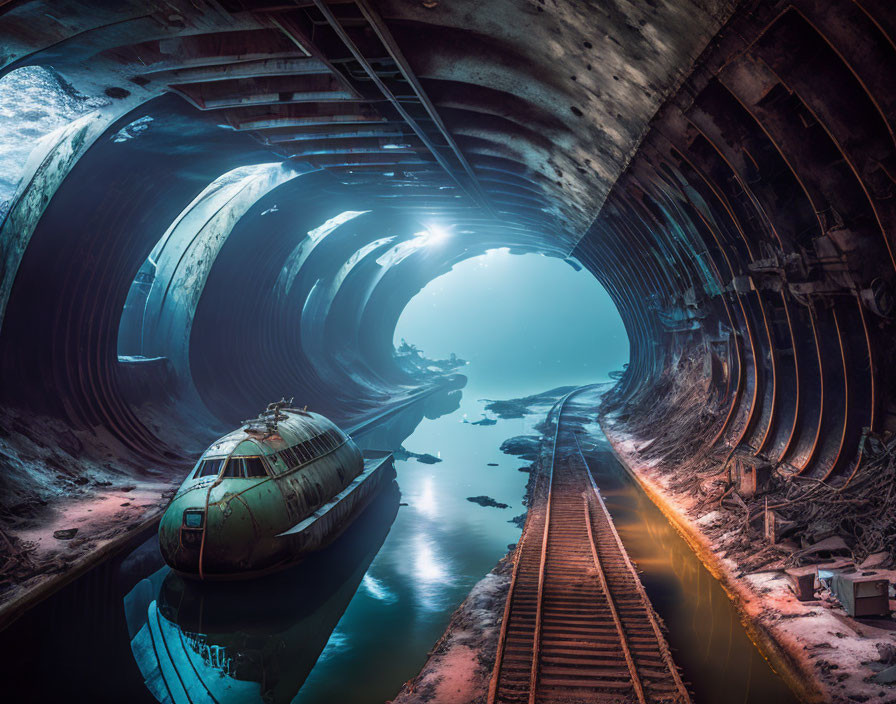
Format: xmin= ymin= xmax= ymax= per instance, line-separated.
xmin=0 ymin=65 xmax=106 ymax=218
xmin=393 ymin=249 xmax=629 ymax=398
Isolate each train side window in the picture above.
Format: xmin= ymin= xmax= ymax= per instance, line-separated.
xmin=244 ymin=457 xmax=268 ymax=477
xmin=297 ymin=442 xmax=313 ymax=463
xmin=288 ymin=447 xmax=301 ymax=465
xmin=195 ymin=458 xmax=226 ymax=478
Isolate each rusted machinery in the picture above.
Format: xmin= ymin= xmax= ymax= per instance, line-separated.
xmin=828 ymin=573 xmax=890 ymax=618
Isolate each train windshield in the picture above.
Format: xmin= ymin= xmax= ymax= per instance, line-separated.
xmin=194 ymin=457 xmax=226 ymax=478
xmin=222 ymin=457 xmax=269 ymax=478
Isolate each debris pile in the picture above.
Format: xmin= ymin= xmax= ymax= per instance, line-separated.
xmin=733 ymin=433 xmax=896 ymax=568
xmin=602 ymin=345 xmax=896 ymax=570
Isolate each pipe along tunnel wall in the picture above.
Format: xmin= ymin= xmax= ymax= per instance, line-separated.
xmin=0 ymin=0 xmax=895 ymax=668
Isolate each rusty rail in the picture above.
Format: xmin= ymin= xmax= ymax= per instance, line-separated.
xmin=488 ymin=387 xmax=692 ymax=703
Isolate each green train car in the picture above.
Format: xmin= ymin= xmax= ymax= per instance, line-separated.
xmin=158 ymin=401 xmax=394 ymax=579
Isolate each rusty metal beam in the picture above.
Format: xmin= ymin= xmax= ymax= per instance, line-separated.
xmin=353 ymin=0 xmax=498 ymax=218
xmin=309 ymin=0 xmax=496 ymax=216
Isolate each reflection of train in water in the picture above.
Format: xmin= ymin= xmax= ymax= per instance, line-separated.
xmin=158 ymin=400 xmax=394 ymax=579
xmin=126 ymin=481 xmax=401 ymax=704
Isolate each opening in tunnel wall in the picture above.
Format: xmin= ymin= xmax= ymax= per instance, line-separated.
xmin=393 ymin=249 xmax=630 ymax=397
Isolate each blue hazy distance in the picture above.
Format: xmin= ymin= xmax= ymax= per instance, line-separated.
xmin=394 ymin=249 xmax=629 ymax=396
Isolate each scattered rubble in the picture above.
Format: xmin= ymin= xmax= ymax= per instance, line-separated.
xmin=599 ymin=349 xmax=896 ymax=703
xmin=394 ymin=340 xmax=468 ymax=377
xmin=499 ymin=436 xmax=541 ymax=461
xmin=394 ymin=446 xmax=442 ymax=464
xmin=482 ymin=386 xmax=575 ymax=419
xmin=508 ymin=513 xmax=526 ymax=528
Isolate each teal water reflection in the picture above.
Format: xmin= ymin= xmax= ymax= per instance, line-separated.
xmin=114 ymin=383 xmax=542 ymax=704
xmin=0 ymin=383 xmax=801 ymax=704
xmin=294 ymin=387 xmax=542 ymax=703
xmin=124 ymin=482 xmax=401 ymax=704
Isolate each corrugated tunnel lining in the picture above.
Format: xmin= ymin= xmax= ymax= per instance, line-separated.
xmin=0 ymin=0 xmax=891 ymax=496
xmin=580 ymin=0 xmax=896 ymax=486
xmin=0 ymin=0 xmax=732 ymax=462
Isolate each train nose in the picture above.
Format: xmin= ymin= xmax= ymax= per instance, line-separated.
xmin=158 ymin=499 xmax=206 ymax=575
xmin=159 ymin=489 xmax=262 ymax=578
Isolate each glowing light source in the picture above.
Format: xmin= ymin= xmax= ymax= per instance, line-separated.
xmin=375 ymin=224 xmax=453 ymax=267
xmin=421 ymin=223 xmax=451 ymax=246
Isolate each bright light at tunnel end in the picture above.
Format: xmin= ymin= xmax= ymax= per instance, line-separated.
xmin=420 ymin=223 xmax=452 ymax=247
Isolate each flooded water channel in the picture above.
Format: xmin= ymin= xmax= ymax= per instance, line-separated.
xmin=0 ymin=383 xmax=798 ymax=704
xmin=579 ymin=428 xmax=799 ymax=704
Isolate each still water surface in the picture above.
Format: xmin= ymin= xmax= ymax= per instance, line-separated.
xmin=294 ymin=386 xmax=540 ymax=703
xmin=579 ymin=424 xmax=799 ymax=704
xmin=0 ymin=384 xmax=798 ymax=704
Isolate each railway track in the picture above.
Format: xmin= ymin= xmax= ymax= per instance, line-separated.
xmin=487 ymin=388 xmax=691 ymax=704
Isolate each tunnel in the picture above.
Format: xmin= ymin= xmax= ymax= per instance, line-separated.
xmin=1 ymin=1 xmax=896 ymax=703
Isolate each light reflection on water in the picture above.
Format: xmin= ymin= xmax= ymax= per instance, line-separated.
xmin=361 ymin=574 xmax=397 ymax=604
xmin=0 ymin=383 xmax=801 ymax=704
xmin=0 ymin=381 xmax=535 ymax=704
xmin=294 ymin=386 xmax=542 ymax=703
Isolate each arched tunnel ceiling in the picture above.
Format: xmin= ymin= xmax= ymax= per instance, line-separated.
xmin=0 ymin=0 xmax=734 ymax=247
xmin=1 ymin=0 xmax=896 ymax=559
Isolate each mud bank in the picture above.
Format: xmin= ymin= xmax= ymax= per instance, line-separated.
xmin=0 ymin=406 xmax=183 ymax=630
xmin=601 ymin=419 xmax=896 ymax=704
xmin=390 ymin=560 xmax=512 ymax=704
xmin=0 ymin=491 xmax=174 ymax=631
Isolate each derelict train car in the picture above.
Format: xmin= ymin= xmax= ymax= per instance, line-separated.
xmin=158 ymin=400 xmax=394 ymax=579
